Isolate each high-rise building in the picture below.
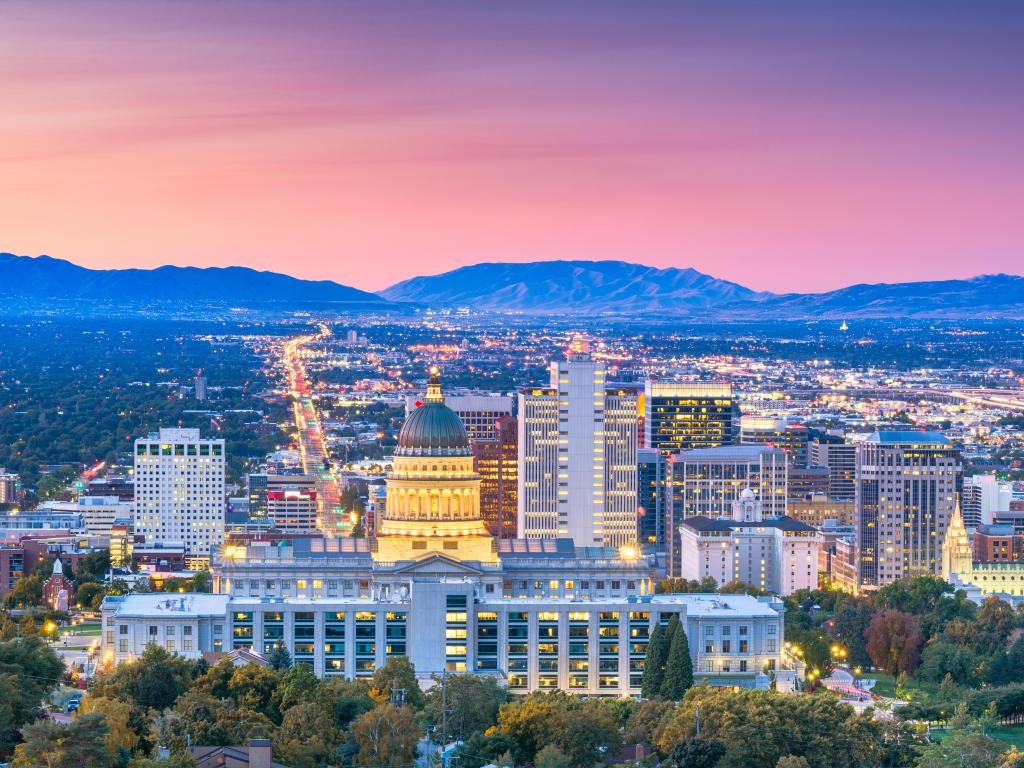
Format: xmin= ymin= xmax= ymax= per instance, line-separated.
xmin=961 ymin=474 xmax=1014 ymax=529
xmin=787 ymin=465 xmax=830 ymax=501
xmin=404 ymin=394 xmax=514 ymax=441
xmin=637 ymin=449 xmax=666 ymax=549
xmin=76 ymin=495 xmax=133 ymax=537
xmin=739 ymin=417 xmax=808 ymax=466
xmin=247 ymin=473 xmax=316 ymax=520
xmin=265 ymin=487 xmax=319 ymax=533
xmin=472 ymin=415 xmax=519 ymax=538
xmin=855 ymin=431 xmax=961 ymax=588
xmin=644 ymin=382 xmax=737 ymax=454
xmin=518 ymin=356 xmax=638 ymax=548
xmin=0 ymin=469 xmax=18 ymax=505
xmin=665 ymin=445 xmax=787 ymax=575
xmin=134 ymin=428 xmax=226 ymax=567
xmin=194 ymin=374 xmax=208 ymax=402
xmin=807 ymin=438 xmax=856 ymax=500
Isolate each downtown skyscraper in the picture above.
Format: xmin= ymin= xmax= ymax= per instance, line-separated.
xmin=643 ymin=381 xmax=738 ymax=454
xmin=855 ymin=431 xmax=961 ymax=587
xmin=134 ymin=427 xmax=226 ymax=568
xmin=518 ymin=355 xmax=638 ymax=548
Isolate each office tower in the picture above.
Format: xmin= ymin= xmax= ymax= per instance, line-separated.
xmin=961 ymin=474 xmax=1014 ymax=529
xmin=472 ymin=415 xmax=519 ymax=538
xmin=739 ymin=417 xmax=808 ymax=466
xmin=808 ymin=438 xmax=856 ymax=500
xmin=86 ymin=475 xmax=135 ymax=501
xmin=247 ymin=473 xmax=316 ymax=520
xmin=637 ymin=449 xmax=666 ymax=548
xmin=665 ymin=445 xmax=787 ymax=576
xmin=787 ymin=465 xmax=830 ymax=501
xmin=788 ymin=494 xmax=855 ymax=527
xmin=76 ymin=496 xmax=133 ymax=536
xmin=855 ymin=431 xmax=961 ymax=588
xmin=134 ymin=428 xmax=226 ymax=567
xmin=644 ymin=381 xmax=737 ymax=455
xmin=0 ymin=469 xmax=17 ymax=505
xmin=265 ymin=486 xmax=319 ymax=532
xmin=404 ymin=393 xmax=514 ymax=441
xmin=366 ymin=479 xmax=386 ymax=535
xmin=194 ymin=374 xmax=208 ymax=402
xmin=518 ymin=356 xmax=638 ymax=548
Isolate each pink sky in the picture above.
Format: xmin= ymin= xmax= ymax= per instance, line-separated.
xmin=1 ymin=1 xmax=1021 ymax=293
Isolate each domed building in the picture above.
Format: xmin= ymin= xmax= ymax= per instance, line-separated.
xmin=375 ymin=369 xmax=498 ymax=563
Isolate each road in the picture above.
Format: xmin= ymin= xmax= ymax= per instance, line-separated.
xmin=282 ymin=327 xmax=352 ymax=537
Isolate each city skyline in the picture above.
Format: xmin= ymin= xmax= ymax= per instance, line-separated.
xmin=3 ymin=1 xmax=1022 ymax=293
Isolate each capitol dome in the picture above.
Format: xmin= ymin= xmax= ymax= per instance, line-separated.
xmin=395 ymin=369 xmax=471 ymax=457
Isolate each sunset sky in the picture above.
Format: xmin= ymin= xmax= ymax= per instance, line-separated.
xmin=2 ymin=1 xmax=1022 ymax=293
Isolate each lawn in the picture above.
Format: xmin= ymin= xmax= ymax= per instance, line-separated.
xmin=68 ymin=622 xmax=101 ymax=636
xmin=859 ymin=672 xmax=897 ymax=698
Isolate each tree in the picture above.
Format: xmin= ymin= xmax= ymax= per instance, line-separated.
xmin=535 ymin=744 xmax=572 ymax=768
xmin=0 ymin=612 xmax=16 ymax=641
xmin=977 ymin=597 xmax=1017 ymax=651
xmin=623 ymin=698 xmax=674 ymax=747
xmin=866 ymin=610 xmax=923 ymax=683
xmin=13 ymin=713 xmax=112 ymax=768
xmin=75 ymin=582 xmax=107 ymax=611
xmin=657 ymin=686 xmax=886 ymax=768
xmin=832 ymin=600 xmax=874 ymax=669
xmin=641 ymin=623 xmax=668 ymax=698
xmin=79 ymin=695 xmax=140 ymax=756
xmin=915 ymin=729 xmax=1005 ymax=768
xmin=0 ymin=636 xmax=65 ymax=757
xmin=426 ymin=673 xmax=509 ymax=742
xmin=90 ymin=643 xmax=199 ymax=711
xmin=351 ymin=704 xmax=421 ymax=768
xmin=18 ymin=613 xmax=36 ymax=637
xmin=5 ymin=576 xmax=43 ymax=608
xmin=225 ymin=663 xmax=280 ymax=721
xmin=274 ymin=701 xmax=345 ymax=768
xmin=370 ymin=656 xmax=423 ymax=708
xmin=918 ymin=641 xmax=980 ymax=687
xmin=321 ymin=677 xmax=374 ymax=730
xmin=776 ymin=758 xmax=810 ymax=768
xmin=667 ymin=737 xmax=727 ymax=768
xmin=661 ymin=615 xmax=693 ymax=700
xmin=494 ymin=692 xmax=621 ymax=768
xmin=267 ymin=642 xmax=292 ymax=670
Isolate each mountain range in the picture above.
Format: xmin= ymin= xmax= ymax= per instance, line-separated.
xmin=0 ymin=252 xmax=387 ymax=305
xmin=381 ymin=260 xmax=1024 ymax=318
xmin=3 ymin=252 xmax=1023 ymax=318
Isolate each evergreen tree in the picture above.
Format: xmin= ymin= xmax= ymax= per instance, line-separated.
xmin=660 ymin=614 xmax=693 ymax=701
xmin=267 ymin=642 xmax=292 ymax=671
xmin=641 ymin=622 xmax=667 ymax=698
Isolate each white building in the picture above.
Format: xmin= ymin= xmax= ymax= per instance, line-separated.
xmin=102 ymin=588 xmax=792 ymax=693
xmin=134 ymin=428 xmax=226 ymax=567
xmin=76 ymin=495 xmax=133 ymax=537
xmin=518 ymin=357 xmax=638 ymax=548
xmin=665 ymin=445 xmax=788 ymax=576
xmin=962 ymin=474 xmax=1014 ymax=529
xmin=678 ymin=490 xmax=821 ymax=595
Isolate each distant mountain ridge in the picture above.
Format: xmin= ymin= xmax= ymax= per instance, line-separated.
xmin=379 ymin=260 xmax=758 ymax=312
xmin=381 ymin=260 xmax=1024 ymax=317
xmin=0 ymin=252 xmax=388 ymax=305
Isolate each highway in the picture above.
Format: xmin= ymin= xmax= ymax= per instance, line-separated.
xmin=282 ymin=327 xmax=351 ymax=536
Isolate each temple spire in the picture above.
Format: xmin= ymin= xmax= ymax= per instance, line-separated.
xmin=426 ymin=366 xmax=444 ymax=403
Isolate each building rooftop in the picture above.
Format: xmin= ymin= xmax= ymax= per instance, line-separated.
xmin=103 ymin=593 xmax=230 ymax=618
xmin=680 ymin=515 xmax=817 ymax=533
xmin=649 ymin=593 xmax=784 ymax=618
xmin=672 ymin=445 xmax=785 ymax=461
xmin=866 ymin=431 xmax=951 ymax=444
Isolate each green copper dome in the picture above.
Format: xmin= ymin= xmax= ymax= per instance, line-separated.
xmin=396 ymin=369 xmax=471 ymax=457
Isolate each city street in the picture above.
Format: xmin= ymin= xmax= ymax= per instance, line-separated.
xmin=282 ymin=327 xmax=351 ymax=536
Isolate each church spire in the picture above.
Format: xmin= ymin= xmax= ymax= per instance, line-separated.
xmin=942 ymin=494 xmax=972 ymax=580
xmin=426 ymin=366 xmax=444 ymax=403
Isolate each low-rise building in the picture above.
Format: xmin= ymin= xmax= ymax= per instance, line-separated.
xmin=102 ymin=587 xmax=792 ymax=694
xmin=677 ymin=490 xmax=821 ymax=595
